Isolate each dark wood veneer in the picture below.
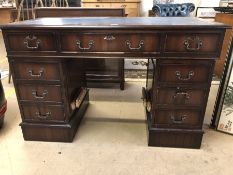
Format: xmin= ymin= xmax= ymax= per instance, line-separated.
xmin=1 ymin=17 xmax=229 ymax=148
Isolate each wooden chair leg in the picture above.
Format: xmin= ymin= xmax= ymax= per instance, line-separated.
xmin=120 ymin=59 xmax=125 ymax=90
xmin=8 ymin=68 xmax=11 ymax=84
xmin=120 ymin=82 xmax=124 ymax=90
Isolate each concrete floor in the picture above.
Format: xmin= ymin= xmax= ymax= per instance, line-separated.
xmin=1 ymin=32 xmax=233 ymax=175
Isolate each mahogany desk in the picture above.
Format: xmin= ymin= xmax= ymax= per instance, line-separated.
xmin=0 ymin=17 xmax=228 ymax=148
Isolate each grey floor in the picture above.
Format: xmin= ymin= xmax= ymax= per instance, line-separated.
xmin=1 ymin=32 xmax=233 ymax=175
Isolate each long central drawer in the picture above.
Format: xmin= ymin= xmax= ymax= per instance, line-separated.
xmin=60 ymin=32 xmax=160 ymax=53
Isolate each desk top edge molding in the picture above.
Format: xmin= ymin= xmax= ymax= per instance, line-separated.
xmin=1 ymin=17 xmax=230 ymax=29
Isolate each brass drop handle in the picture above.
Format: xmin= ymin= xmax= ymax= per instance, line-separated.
xmin=35 ymin=112 xmax=51 ymax=119
xmin=28 ymin=69 xmax=44 ymax=78
xmin=184 ymin=36 xmax=203 ymax=51
xmin=170 ymin=115 xmax=187 ymax=124
xmin=126 ymin=40 xmax=144 ymax=50
xmin=173 ymin=92 xmax=190 ymax=100
xmin=175 ymin=71 xmax=194 ymax=81
xmin=32 ymin=90 xmax=48 ymax=99
xmin=24 ymin=35 xmax=41 ymax=50
xmin=121 ymin=5 xmax=127 ymax=8
xmin=76 ymin=40 xmax=94 ymax=50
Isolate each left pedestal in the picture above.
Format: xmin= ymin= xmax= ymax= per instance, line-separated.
xmin=8 ymin=56 xmax=87 ymax=142
xmin=20 ymin=92 xmax=89 ymax=142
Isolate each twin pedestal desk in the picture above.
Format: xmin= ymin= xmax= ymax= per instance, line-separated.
xmin=1 ymin=17 xmax=229 ymax=148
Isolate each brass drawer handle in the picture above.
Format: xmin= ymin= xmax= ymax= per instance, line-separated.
xmin=170 ymin=115 xmax=187 ymax=124
xmin=126 ymin=40 xmax=144 ymax=50
xmin=28 ymin=69 xmax=44 ymax=78
xmin=175 ymin=71 xmax=194 ymax=81
xmin=32 ymin=90 xmax=48 ymax=99
xmin=35 ymin=112 xmax=51 ymax=119
xmin=184 ymin=36 xmax=203 ymax=51
xmin=121 ymin=5 xmax=127 ymax=8
xmin=76 ymin=40 xmax=94 ymax=50
xmin=173 ymin=92 xmax=190 ymax=100
xmin=104 ymin=35 xmax=116 ymax=41
xmin=24 ymin=35 xmax=41 ymax=50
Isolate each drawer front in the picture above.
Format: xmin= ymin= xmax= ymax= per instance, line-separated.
xmin=60 ymin=33 xmax=160 ymax=53
xmin=164 ymin=33 xmax=221 ymax=56
xmin=125 ymin=8 xmax=139 ymax=17
xmin=156 ymin=87 xmax=206 ymax=107
xmin=154 ymin=110 xmax=201 ymax=128
xmin=12 ymin=62 xmax=61 ymax=81
xmin=82 ymin=3 xmax=110 ymax=7
xmin=18 ymin=84 xmax=63 ymax=103
xmin=7 ymin=32 xmax=56 ymax=52
xmin=158 ymin=63 xmax=210 ymax=84
xmin=21 ymin=104 xmax=65 ymax=122
xmin=111 ymin=3 xmax=138 ymax=8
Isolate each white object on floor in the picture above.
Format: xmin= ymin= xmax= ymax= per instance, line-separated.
xmin=0 ymin=70 xmax=9 ymax=80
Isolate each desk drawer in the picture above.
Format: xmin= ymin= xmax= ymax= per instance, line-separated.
xmin=158 ymin=62 xmax=211 ymax=84
xmin=154 ymin=109 xmax=201 ymax=128
xmin=164 ymin=33 xmax=221 ymax=56
xmin=111 ymin=3 xmax=138 ymax=8
xmin=18 ymin=84 xmax=63 ymax=103
xmin=60 ymin=33 xmax=160 ymax=53
xmin=82 ymin=3 xmax=110 ymax=7
xmin=12 ymin=62 xmax=61 ymax=81
xmin=156 ymin=87 xmax=206 ymax=107
xmin=125 ymin=8 xmax=139 ymax=17
xmin=21 ymin=104 xmax=65 ymax=122
xmin=7 ymin=32 xmax=56 ymax=52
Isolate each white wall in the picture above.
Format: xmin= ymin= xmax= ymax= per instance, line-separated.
xmin=174 ymin=0 xmax=201 ymax=7
xmin=140 ymin=0 xmax=154 ymax=17
xmin=199 ymin=0 xmax=220 ymax=6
